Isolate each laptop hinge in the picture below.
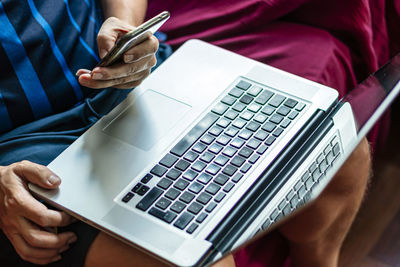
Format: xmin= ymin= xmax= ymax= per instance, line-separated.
xmin=204 ymin=108 xmax=334 ymax=257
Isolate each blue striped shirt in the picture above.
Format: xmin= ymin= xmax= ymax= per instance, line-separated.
xmin=0 ymin=0 xmax=102 ymax=134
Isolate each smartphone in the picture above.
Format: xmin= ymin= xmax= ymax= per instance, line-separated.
xmin=97 ymin=11 xmax=170 ymax=67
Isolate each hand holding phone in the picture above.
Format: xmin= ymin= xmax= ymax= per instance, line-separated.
xmin=76 ymin=11 xmax=170 ymax=89
xmin=98 ymin=11 xmax=170 ymax=67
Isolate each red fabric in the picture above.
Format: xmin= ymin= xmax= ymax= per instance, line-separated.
xmin=147 ymin=1 xmax=399 ymax=266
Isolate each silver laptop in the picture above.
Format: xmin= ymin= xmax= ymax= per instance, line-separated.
xmin=29 ymin=40 xmax=400 ymax=266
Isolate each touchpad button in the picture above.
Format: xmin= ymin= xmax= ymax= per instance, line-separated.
xmin=103 ymin=90 xmax=191 ymax=151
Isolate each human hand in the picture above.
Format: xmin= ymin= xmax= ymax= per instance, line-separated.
xmin=77 ymin=17 xmax=159 ymax=89
xmin=0 ymin=161 xmax=77 ymax=265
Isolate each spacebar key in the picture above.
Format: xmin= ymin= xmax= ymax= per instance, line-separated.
xmin=136 ymin=187 xmax=163 ymax=211
xmin=170 ymin=113 xmax=219 ymax=157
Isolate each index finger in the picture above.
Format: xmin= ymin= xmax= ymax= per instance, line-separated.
xmin=123 ymin=34 xmax=159 ymax=63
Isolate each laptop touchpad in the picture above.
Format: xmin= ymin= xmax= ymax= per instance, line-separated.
xmin=103 ymin=90 xmax=191 ymax=151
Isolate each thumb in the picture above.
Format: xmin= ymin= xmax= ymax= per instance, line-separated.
xmin=13 ymin=161 xmax=61 ymax=189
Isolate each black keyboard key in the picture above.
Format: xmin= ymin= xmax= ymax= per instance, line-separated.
xmin=254 ymin=130 xmax=269 ymax=141
xmin=223 ymin=182 xmax=235 ymax=193
xmin=187 ymin=202 xmax=203 ymax=215
xmin=205 ymin=183 xmax=221 ymax=195
xmin=232 ymin=118 xmax=247 ymax=129
xmin=150 ymin=165 xmax=168 ymax=177
xmin=174 ymin=179 xmax=190 ymax=191
xmin=214 ymin=173 xmax=229 ymax=186
xmin=180 ymin=191 xmax=195 ymax=204
xmin=272 ymin=127 xmax=284 ymax=137
xmin=216 ymin=135 xmax=231 ymax=146
xmin=196 ymin=212 xmax=208 ymax=223
xmin=261 ymin=219 xmax=271 ymax=230
xmin=239 ymin=94 xmax=254 ymax=105
xmin=255 ymin=90 xmax=274 ymax=105
xmin=222 ymin=164 xmax=238 ymax=176
xmin=229 ymin=88 xmax=244 ymax=98
xmin=257 ymin=144 xmax=269 ymax=154
xmin=247 ymin=86 xmax=263 ymax=97
xmin=171 ymin=113 xmax=218 ymax=157
xmin=249 ymin=154 xmax=260 ymax=164
xmin=184 ymin=151 xmax=199 ymax=162
xmin=221 ymin=95 xmax=237 ymax=106
xmin=141 ymin=174 xmax=153 ymax=184
xmin=200 ymin=134 xmax=215 ymax=145
xmin=283 ymin=204 xmax=292 ymax=216
xmin=276 ymin=106 xmax=291 ymax=116
xmin=122 ymin=192 xmax=134 ymax=203
xmin=197 ymin=173 xmax=213 ymax=185
xmin=284 ymin=98 xmax=298 ymax=108
xmin=175 ymin=159 xmax=191 ymax=171
xmin=156 ymin=197 xmax=172 ymax=210
xmin=222 ymin=146 xmax=237 ymax=158
xmin=186 ymin=223 xmax=199 ymax=234
xmin=269 ymin=94 xmax=286 ymax=107
xmin=182 ymin=169 xmax=198 ymax=181
xmin=238 ymin=147 xmax=254 ymax=159
xmin=262 ymin=122 xmax=277 ymax=133
xmin=192 ymin=160 xmax=207 ymax=172
xmin=170 ymin=201 xmax=186 ymax=214
xmin=230 ymin=137 xmax=245 ymax=148
xmin=136 ymin=187 xmax=163 ymax=211
xmin=166 ymin=169 xmax=181 ymax=180
xmin=209 ymin=143 xmax=223 ymax=154
xmin=188 ymin=182 xmax=204 ymax=194
xmin=231 ymin=155 xmax=246 ymax=167
xmin=288 ymin=110 xmax=299 ymax=120
xmin=280 ymin=119 xmax=291 ymax=128
xmin=205 ymin=202 xmax=217 ymax=213
xmin=197 ymin=192 xmax=212 ymax=205
xmin=238 ymin=129 xmax=253 ymax=140
xmin=225 ymin=110 xmax=239 ymax=120
xmin=232 ymin=173 xmax=244 ymax=183
xmin=205 ymin=164 xmax=221 ymax=175
xmin=149 ymin=207 xmax=177 ymax=223
xmin=253 ymin=113 xmax=268 ymax=124
xmin=248 ymin=103 xmax=262 ymax=113
xmin=132 ymin=183 xmax=142 ymax=193
xmin=247 ymin=138 xmax=261 ymax=150
xmin=157 ymin=178 xmax=173 ymax=190
xmin=333 ymin=143 xmax=340 ymax=156
xmin=216 ymin=117 xmax=231 ymax=128
xmin=232 ymin=102 xmax=246 ymax=112
xmin=265 ymin=136 xmax=276 ymax=146
xmin=137 ymin=185 xmax=150 ymax=196
xmin=246 ymin=121 xmax=261 ymax=132
xmin=209 ymin=126 xmax=223 ymax=136
xmin=192 ymin=142 xmax=207 ymax=154
xmin=295 ymin=102 xmax=306 ymax=111
xmin=165 ymin=188 xmax=180 ymax=200
xmin=240 ymin=163 xmax=252 ymax=173
xmin=270 ymin=114 xmax=284 ymax=124
xmin=159 ymin=154 xmax=179 ymax=168
xmin=225 ymin=126 xmax=240 ymax=137
xmin=240 ymin=111 xmax=254 ymax=121
xmin=261 ymin=105 xmax=275 ymax=116
xmin=212 ymin=102 xmax=229 ymax=115
xmin=236 ymin=80 xmax=252 ymax=90
xmin=174 ymin=212 xmax=195 ymax=230
xmin=200 ymin=152 xmax=215 ymax=163
xmin=214 ymin=192 xmax=226 ymax=203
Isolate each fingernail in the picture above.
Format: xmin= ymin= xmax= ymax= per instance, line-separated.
xmin=68 ymin=235 xmax=77 ymax=244
xmin=92 ymin=72 xmax=103 ymax=80
xmin=52 ymin=255 xmax=62 ymax=262
xmin=48 ymin=175 xmax=61 ymax=185
xmin=125 ymin=55 xmax=134 ymax=63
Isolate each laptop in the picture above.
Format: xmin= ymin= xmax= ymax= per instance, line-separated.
xmin=29 ymin=39 xmax=400 ymax=266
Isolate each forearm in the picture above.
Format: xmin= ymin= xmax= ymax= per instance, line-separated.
xmin=100 ymin=0 xmax=147 ymax=26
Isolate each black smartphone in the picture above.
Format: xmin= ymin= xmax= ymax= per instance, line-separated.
xmin=97 ymin=11 xmax=170 ymax=67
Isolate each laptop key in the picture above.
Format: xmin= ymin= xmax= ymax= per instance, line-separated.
xmin=280 ymin=119 xmax=291 ymax=128
xmin=211 ymin=102 xmax=229 ymax=115
xmin=159 ymin=154 xmax=178 ymax=168
xmin=214 ymin=174 xmax=229 ymax=186
xmin=230 ymin=137 xmax=245 ymax=148
xmin=170 ymin=113 xmax=218 ymax=157
xmin=186 ymin=223 xmax=199 ymax=234
xmin=240 ymin=163 xmax=252 ymax=173
xmin=225 ymin=110 xmax=239 ymax=120
xmin=192 ymin=142 xmax=207 ymax=154
xmin=288 ymin=111 xmax=299 ymax=120
xmin=238 ymin=147 xmax=254 ymax=159
xmin=216 ymin=135 xmax=231 ymax=146
xmin=255 ymin=90 xmax=274 ymax=105
xmin=174 ymin=179 xmax=190 ymax=191
xmin=174 ymin=212 xmax=194 ymax=230
xmin=262 ymin=122 xmax=277 ymax=133
xmin=208 ymin=126 xmax=223 ymax=136
xmin=269 ymin=94 xmax=286 ymax=107
xmin=205 ymin=183 xmax=221 ymax=195
xmin=232 ymin=102 xmax=246 ymax=112
xmin=264 ymin=136 xmax=276 ymax=146
xmin=295 ymin=102 xmax=306 ymax=111
xmin=200 ymin=134 xmax=215 ymax=145
xmin=122 ymin=192 xmax=134 ymax=203
xmin=229 ymin=88 xmax=244 ymax=98
xmin=223 ymin=182 xmax=235 ymax=193
xmin=257 ymin=144 xmax=268 ymax=154
xmin=261 ymin=105 xmax=275 ymax=116
xmin=196 ymin=212 xmax=208 ymax=223
xmin=214 ymin=192 xmax=226 ymax=203
xmin=225 ymin=126 xmax=239 ymax=137
xmin=269 ymin=114 xmax=284 ymax=124
xmin=246 ymin=121 xmax=261 ymax=132
xmin=239 ymin=94 xmax=254 ymax=105
xmin=192 ymin=160 xmax=207 ymax=172
xmin=170 ymin=201 xmax=186 ymax=214
xmin=137 ymin=185 xmax=150 ymax=196
xmin=187 ymin=202 xmax=203 ymax=215
xmin=236 ymin=80 xmax=252 ymax=90
xmin=140 ymin=174 xmax=153 ymax=184
xmin=200 ymin=152 xmax=215 ymax=163
xmin=156 ymin=197 xmax=172 ymax=210
xmin=149 ymin=207 xmax=177 ymax=224
xmin=166 ymin=169 xmax=181 ymax=180
xmin=188 ymin=182 xmax=204 ymax=194
xmin=136 ymin=187 xmax=163 ymax=211
xmin=222 ymin=164 xmax=238 ymax=176
xmin=175 ymin=159 xmax=191 ymax=171
xmin=205 ymin=164 xmax=221 ymax=175
xmin=180 ymin=192 xmax=195 ymax=204
xmin=132 ymin=183 xmax=142 ymax=193
xmin=205 ymin=202 xmax=217 ymax=213
xmin=157 ymin=178 xmax=173 ymax=190
xmin=276 ymin=106 xmax=291 ymax=116
xmin=165 ymin=188 xmax=180 ymax=200
xmin=150 ymin=165 xmax=168 ymax=177
xmin=284 ymin=98 xmax=298 ymax=108
xmin=197 ymin=173 xmax=213 ymax=185
xmin=221 ymin=95 xmax=237 ymax=106
xmin=217 ymin=118 xmax=231 ymax=128
xmin=232 ymin=173 xmax=244 ymax=183
xmin=213 ymin=155 xmax=229 ymax=167
xmin=184 ymin=151 xmax=199 ymax=162
xmin=197 ymin=192 xmax=212 ymax=205
xmin=182 ymin=169 xmax=198 ymax=181
xmin=247 ymin=86 xmax=263 ymax=97
xmin=231 ymin=155 xmax=246 ymax=167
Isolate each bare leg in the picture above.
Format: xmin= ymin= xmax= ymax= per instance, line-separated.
xmin=278 ymin=138 xmax=371 ymax=267
xmin=85 ymin=231 xmax=235 ymax=267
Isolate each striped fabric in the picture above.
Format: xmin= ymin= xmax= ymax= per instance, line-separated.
xmin=0 ymin=0 xmax=102 ymax=134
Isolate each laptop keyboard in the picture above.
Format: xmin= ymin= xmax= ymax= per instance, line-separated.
xmin=259 ymin=134 xmax=342 ymax=231
xmin=121 ymin=78 xmax=306 ymax=234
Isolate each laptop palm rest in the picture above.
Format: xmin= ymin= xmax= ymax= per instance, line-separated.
xmin=102 ymin=89 xmax=191 ymax=151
